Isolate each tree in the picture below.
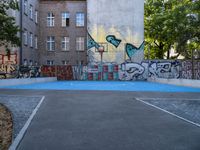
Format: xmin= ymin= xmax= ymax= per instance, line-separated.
xmin=144 ymin=0 xmax=200 ymax=59
xmin=0 ymin=0 xmax=20 ymax=55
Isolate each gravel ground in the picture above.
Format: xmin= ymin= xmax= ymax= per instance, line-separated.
xmin=0 ymin=95 xmax=42 ymax=139
xmin=141 ymin=98 xmax=200 ymax=125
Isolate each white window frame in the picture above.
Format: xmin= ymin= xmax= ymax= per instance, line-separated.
xmin=24 ymin=0 xmax=28 ymax=15
xmin=24 ymin=29 xmax=28 ymax=45
xmin=30 ymin=33 xmax=33 ymax=47
xmin=76 ymin=37 xmax=85 ymax=51
xmin=76 ymin=12 xmax=84 ymax=27
xmin=29 ymin=4 xmax=33 ymax=19
xmin=35 ymin=35 xmax=38 ymax=49
xmin=62 ymin=60 xmax=69 ymax=65
xmin=47 ymin=36 xmax=55 ymax=51
xmin=61 ymin=37 xmax=70 ymax=51
xmin=47 ymin=12 xmax=55 ymax=27
xmin=47 ymin=60 xmax=54 ymax=65
xmin=61 ymin=12 xmax=70 ymax=27
xmin=35 ymin=10 xmax=38 ymax=23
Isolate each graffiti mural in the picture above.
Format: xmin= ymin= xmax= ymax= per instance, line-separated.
xmin=0 ymin=53 xmax=18 ymax=65
xmin=87 ymin=33 xmax=100 ymax=49
xmin=125 ymin=41 xmax=145 ymax=59
xmin=118 ymin=60 xmax=182 ymax=80
xmin=106 ymin=35 xmax=121 ymax=48
xmin=181 ymin=60 xmax=200 ymax=80
xmin=41 ymin=65 xmax=73 ymax=80
xmin=148 ymin=61 xmax=181 ymax=79
xmin=40 ymin=60 xmax=200 ymax=81
xmin=119 ymin=62 xmax=145 ymax=80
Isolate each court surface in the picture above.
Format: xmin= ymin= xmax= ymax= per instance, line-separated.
xmin=1 ymin=81 xmax=200 ymax=92
xmin=0 ymin=81 xmax=200 ymax=150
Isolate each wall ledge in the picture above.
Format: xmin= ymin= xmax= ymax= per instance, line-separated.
xmin=148 ymin=78 xmax=200 ymax=88
xmin=0 ymin=77 xmax=57 ymax=87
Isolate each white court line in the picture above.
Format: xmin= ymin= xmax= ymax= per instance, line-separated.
xmin=137 ymin=97 xmax=200 ymax=101
xmin=9 ymin=96 xmax=45 ymax=150
xmin=136 ymin=98 xmax=200 ymax=128
xmin=0 ymin=94 xmax=44 ymax=98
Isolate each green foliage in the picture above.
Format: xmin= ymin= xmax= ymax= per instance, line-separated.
xmin=0 ymin=0 xmax=20 ymax=55
xmin=144 ymin=0 xmax=200 ymax=59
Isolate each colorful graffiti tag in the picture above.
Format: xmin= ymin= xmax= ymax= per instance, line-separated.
xmin=106 ymin=35 xmax=121 ymax=48
xmin=125 ymin=41 xmax=145 ymax=59
xmin=37 ymin=60 xmax=200 ymax=80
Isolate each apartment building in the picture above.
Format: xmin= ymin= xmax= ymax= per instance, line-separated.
xmin=21 ymin=0 xmax=39 ymax=65
xmin=39 ymin=0 xmax=87 ymax=65
xmin=1 ymin=0 xmax=144 ymax=66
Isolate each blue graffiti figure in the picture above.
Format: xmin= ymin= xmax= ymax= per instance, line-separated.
xmin=87 ymin=33 xmax=100 ymax=49
xmin=106 ymin=35 xmax=122 ymax=48
xmin=125 ymin=41 xmax=145 ymax=59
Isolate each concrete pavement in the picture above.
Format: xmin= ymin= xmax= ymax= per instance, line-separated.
xmin=0 ymin=89 xmax=200 ymax=150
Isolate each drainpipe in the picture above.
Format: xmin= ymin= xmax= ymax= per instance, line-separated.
xmin=19 ymin=0 xmax=23 ymax=65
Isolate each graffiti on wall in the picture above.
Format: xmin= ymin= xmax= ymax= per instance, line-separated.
xmin=120 ymin=62 xmax=145 ymax=80
xmin=106 ymin=35 xmax=121 ymax=48
xmin=125 ymin=41 xmax=144 ymax=59
xmin=118 ymin=60 xmax=181 ymax=80
xmin=39 ymin=60 xmax=200 ymax=81
xmin=87 ymin=33 xmax=100 ymax=49
xmin=181 ymin=60 xmax=200 ymax=79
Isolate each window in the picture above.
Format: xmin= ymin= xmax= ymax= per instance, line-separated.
xmin=61 ymin=37 xmax=70 ymax=51
xmin=35 ymin=10 xmax=38 ymax=23
xmin=76 ymin=13 xmax=84 ymax=27
xmin=47 ymin=12 xmax=54 ymax=27
xmin=24 ymin=0 xmax=28 ymax=15
xmin=24 ymin=29 xmax=28 ymax=45
xmin=30 ymin=33 xmax=33 ymax=47
xmin=29 ymin=5 xmax=33 ymax=19
xmin=76 ymin=37 xmax=85 ymax=51
xmin=47 ymin=36 xmax=55 ymax=51
xmin=62 ymin=60 xmax=69 ymax=65
xmin=35 ymin=36 xmax=38 ymax=49
xmin=61 ymin=12 xmax=70 ymax=27
xmin=47 ymin=60 xmax=54 ymax=65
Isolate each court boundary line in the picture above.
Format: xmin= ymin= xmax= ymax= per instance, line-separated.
xmin=136 ymin=98 xmax=200 ymax=128
xmin=0 ymin=94 xmax=44 ymax=98
xmin=137 ymin=97 xmax=200 ymax=101
xmin=9 ymin=96 xmax=45 ymax=150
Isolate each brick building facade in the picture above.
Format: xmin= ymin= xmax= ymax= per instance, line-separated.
xmin=0 ymin=0 xmax=87 ymax=66
xmin=39 ymin=0 xmax=87 ymax=65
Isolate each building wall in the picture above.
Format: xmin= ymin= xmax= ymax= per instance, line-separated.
xmin=21 ymin=0 xmax=39 ymax=64
xmin=87 ymin=0 xmax=144 ymax=64
xmin=39 ymin=0 xmax=87 ymax=65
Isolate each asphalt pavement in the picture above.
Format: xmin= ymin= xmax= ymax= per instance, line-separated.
xmin=0 ymin=89 xmax=200 ymax=150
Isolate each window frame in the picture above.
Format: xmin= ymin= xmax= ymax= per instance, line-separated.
xmin=24 ymin=0 xmax=28 ymax=15
xmin=76 ymin=12 xmax=85 ymax=27
xmin=76 ymin=37 xmax=85 ymax=51
xmin=62 ymin=60 xmax=69 ymax=65
xmin=47 ymin=36 xmax=55 ymax=51
xmin=47 ymin=12 xmax=55 ymax=27
xmin=35 ymin=35 xmax=38 ymax=49
xmin=61 ymin=12 xmax=70 ymax=27
xmin=61 ymin=36 xmax=70 ymax=51
xmin=35 ymin=10 xmax=38 ymax=24
xmin=30 ymin=32 xmax=33 ymax=47
xmin=29 ymin=4 xmax=33 ymax=20
xmin=47 ymin=60 xmax=54 ymax=65
xmin=24 ymin=29 xmax=28 ymax=46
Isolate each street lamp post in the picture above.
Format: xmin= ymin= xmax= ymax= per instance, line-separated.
xmin=98 ymin=46 xmax=104 ymax=81
xmin=192 ymin=49 xmax=199 ymax=79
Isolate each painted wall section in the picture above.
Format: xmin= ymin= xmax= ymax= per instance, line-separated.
xmin=39 ymin=60 xmax=200 ymax=81
xmin=87 ymin=0 xmax=144 ymax=64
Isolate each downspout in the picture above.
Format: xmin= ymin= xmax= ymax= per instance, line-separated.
xmin=19 ymin=0 xmax=23 ymax=65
